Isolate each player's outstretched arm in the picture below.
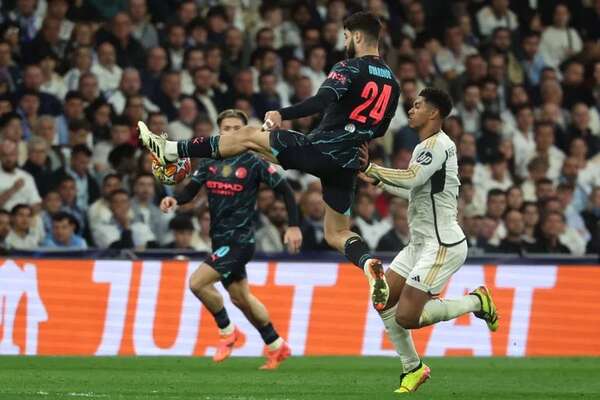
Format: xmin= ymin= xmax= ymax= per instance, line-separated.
xmin=160 ymin=180 xmax=203 ymax=213
xmin=267 ymin=88 xmax=338 ymax=127
xmin=364 ymin=151 xmax=444 ymax=190
xmin=357 ymin=144 xmax=409 ymax=199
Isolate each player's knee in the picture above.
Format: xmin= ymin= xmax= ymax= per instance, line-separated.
xmin=229 ymin=292 xmax=250 ymax=310
xmin=324 ymin=227 xmax=342 ymax=249
xmin=189 ymin=273 xmax=208 ymax=295
xmin=395 ymin=312 xmax=419 ymax=330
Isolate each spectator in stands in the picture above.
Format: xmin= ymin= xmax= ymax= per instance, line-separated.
xmin=165 ymin=214 xmax=195 ymax=250
xmin=352 ymin=193 xmax=388 ymax=251
xmin=539 ymin=3 xmax=582 ymax=69
xmin=93 ymin=116 xmax=130 ymax=173
xmin=476 ymin=0 xmax=519 ymax=37
xmin=566 ymin=103 xmax=600 ymax=156
xmin=92 ymin=189 xmax=155 ymax=249
xmin=376 ymin=205 xmax=409 ymax=252
xmin=494 ymin=209 xmax=526 ymax=254
xmin=519 ymin=31 xmax=546 ymax=87
xmin=0 ymin=41 xmax=20 ymax=92
xmin=300 ymin=190 xmax=328 ymax=251
xmin=141 ymin=46 xmax=168 ymax=99
xmin=51 ymin=144 xmax=99 ymax=210
xmin=167 ymin=96 xmax=197 ymax=141
xmin=128 ymin=0 xmax=159 ymax=50
xmin=88 ymin=173 xmax=122 ymax=235
xmin=436 ymin=23 xmax=477 ymax=81
xmin=506 ymin=186 xmax=524 ymax=212
xmin=40 ymin=190 xmax=62 ymax=236
xmin=5 ymin=204 xmax=42 ymax=249
xmin=1 ymin=112 xmax=28 ymax=164
xmin=56 ymin=91 xmax=84 ymax=145
xmin=191 ymin=207 xmax=211 ymax=252
xmin=151 ymin=70 xmax=182 ymax=121
xmin=535 ymin=178 xmax=556 ymax=203
xmin=95 ymin=12 xmax=146 ymax=70
xmin=0 ymin=209 xmax=10 ymax=249
xmin=454 ymin=81 xmax=482 ymax=135
xmin=180 ymin=47 xmax=205 ymax=95
xmin=301 ymin=45 xmax=327 ymax=96
xmin=42 ymin=211 xmax=87 ymax=249
xmin=477 ymin=111 xmax=503 ymax=163
xmin=77 ymin=72 xmax=101 ymax=107
xmin=527 ymin=210 xmax=571 ymax=254
xmin=191 ymin=65 xmax=221 ymax=125
xmin=17 ymin=64 xmax=62 ymax=115
xmin=252 ymin=72 xmax=282 ymax=121
xmin=22 ymin=135 xmax=53 ymax=197
xmin=17 ymin=90 xmax=40 ymax=140
xmin=0 ymin=139 xmax=41 ymax=212
xmin=530 ymin=121 xmax=565 ymax=182
xmin=581 ymin=187 xmax=600 ymax=254
xmin=131 ymin=173 xmax=165 ymax=242
xmin=256 ymin=199 xmax=289 ymax=253
xmin=54 ymin=177 xmax=82 ymax=233
xmin=512 ymin=104 xmax=536 ymax=179
xmin=63 ymin=46 xmax=93 ymax=91
xmin=22 ymin=16 xmax=67 ymax=65
xmin=91 ymin=42 xmax=122 ymax=94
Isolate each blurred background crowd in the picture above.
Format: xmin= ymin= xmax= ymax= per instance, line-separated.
xmin=0 ymin=0 xmax=599 ymax=255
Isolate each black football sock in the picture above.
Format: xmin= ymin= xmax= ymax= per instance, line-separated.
xmin=344 ymin=236 xmax=373 ymax=270
xmin=177 ymin=136 xmax=221 ymax=159
xmin=257 ymin=322 xmax=280 ymax=345
xmin=211 ymin=307 xmax=231 ymax=329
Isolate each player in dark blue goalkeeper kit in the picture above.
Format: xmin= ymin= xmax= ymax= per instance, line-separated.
xmin=159 ymin=110 xmax=302 ymax=370
xmin=141 ymin=12 xmax=400 ymax=311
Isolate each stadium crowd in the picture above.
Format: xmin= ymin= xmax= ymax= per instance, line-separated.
xmin=0 ymin=0 xmax=599 ymax=255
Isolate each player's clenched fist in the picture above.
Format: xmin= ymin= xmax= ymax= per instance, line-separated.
xmin=284 ymin=226 xmax=303 ymax=254
xmin=264 ymin=110 xmax=282 ymax=130
xmin=160 ymin=196 xmax=178 ymax=213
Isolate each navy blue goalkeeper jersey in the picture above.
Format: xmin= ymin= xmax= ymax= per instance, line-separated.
xmin=191 ymin=153 xmax=283 ymax=247
xmin=308 ymin=55 xmax=400 ymax=169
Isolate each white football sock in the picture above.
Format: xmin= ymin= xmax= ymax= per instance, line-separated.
xmin=219 ymin=322 xmax=234 ymax=336
xmin=165 ymin=141 xmax=179 ymax=161
xmin=267 ymin=337 xmax=284 ymax=351
xmin=380 ymin=306 xmax=420 ymax=373
xmin=419 ymin=295 xmax=480 ymax=326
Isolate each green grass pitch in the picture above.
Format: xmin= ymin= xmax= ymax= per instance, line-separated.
xmin=1 ymin=356 xmax=598 ymax=399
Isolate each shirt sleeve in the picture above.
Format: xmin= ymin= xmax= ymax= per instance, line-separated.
xmin=256 ymin=158 xmax=284 ymax=188
xmin=317 ymin=60 xmax=357 ymax=101
xmin=365 ymin=141 xmax=446 ymax=189
xmin=24 ymin=173 xmax=41 ymax=204
xmin=377 ymin=182 xmax=410 ymax=199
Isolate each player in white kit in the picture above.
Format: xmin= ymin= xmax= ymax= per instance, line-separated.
xmin=359 ymin=88 xmax=499 ymax=394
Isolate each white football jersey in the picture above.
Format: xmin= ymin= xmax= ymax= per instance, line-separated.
xmin=367 ymin=130 xmax=466 ymax=245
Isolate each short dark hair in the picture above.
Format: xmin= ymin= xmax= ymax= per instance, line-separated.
xmin=487 ymin=188 xmax=505 ymax=200
xmin=419 ymin=87 xmax=453 ymax=118
xmin=535 ymin=177 xmax=554 ymax=187
xmin=459 ymin=156 xmax=476 ymax=167
xmin=169 ymin=214 xmax=195 ymax=232
xmin=109 ymin=188 xmax=129 ymax=201
xmin=65 ymin=91 xmax=83 ymax=102
xmin=103 ymin=173 xmax=122 ymax=185
xmin=133 ymin=172 xmax=155 ymax=185
xmin=68 ymin=119 xmax=90 ymax=132
xmin=71 ymin=144 xmax=92 ymax=157
xmin=58 ymin=175 xmax=76 ymax=187
xmin=52 ymin=211 xmax=78 ymax=227
xmin=10 ymin=203 xmax=31 ymax=216
xmin=343 ymin=11 xmax=382 ymax=42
